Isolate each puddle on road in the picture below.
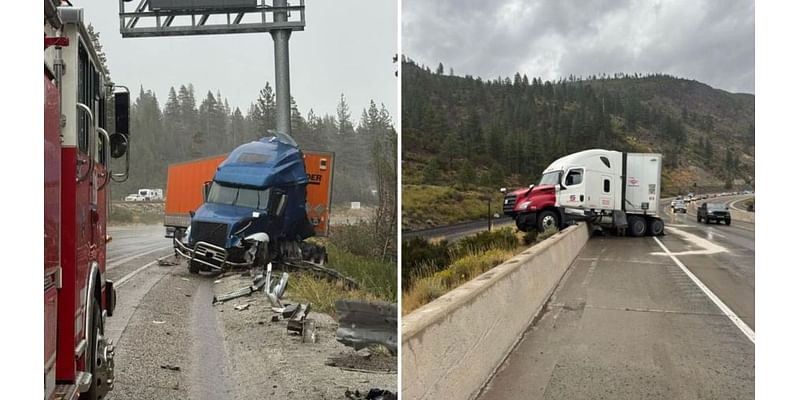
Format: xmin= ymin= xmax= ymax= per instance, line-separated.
xmin=651 ymin=227 xmax=728 ymax=256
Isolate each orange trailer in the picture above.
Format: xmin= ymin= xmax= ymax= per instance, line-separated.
xmin=164 ymin=150 xmax=334 ymax=237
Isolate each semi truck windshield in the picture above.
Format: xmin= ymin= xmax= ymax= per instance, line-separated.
xmin=538 ymin=171 xmax=561 ymax=186
xmin=207 ymin=182 xmax=270 ymax=209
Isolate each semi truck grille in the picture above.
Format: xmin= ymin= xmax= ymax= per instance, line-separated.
xmin=503 ymin=194 xmax=518 ymax=214
xmin=191 ymin=221 xmax=229 ymax=247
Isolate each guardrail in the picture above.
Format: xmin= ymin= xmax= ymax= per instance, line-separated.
xmin=401 ymin=223 xmax=591 ymax=400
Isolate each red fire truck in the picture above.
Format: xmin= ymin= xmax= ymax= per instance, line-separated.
xmin=45 ymin=1 xmax=130 ymax=398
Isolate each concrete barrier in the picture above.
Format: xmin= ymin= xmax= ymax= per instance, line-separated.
xmin=402 ymin=223 xmax=591 ymax=400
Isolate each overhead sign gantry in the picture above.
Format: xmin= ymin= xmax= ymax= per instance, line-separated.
xmin=117 ymin=0 xmax=305 ymax=135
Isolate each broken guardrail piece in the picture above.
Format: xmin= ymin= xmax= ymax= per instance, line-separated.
xmin=287 ymin=303 xmax=316 ymax=343
xmin=212 ymin=275 xmax=267 ymax=304
xmin=212 ymin=270 xmax=290 ymax=305
xmin=335 ymin=300 xmax=397 ymax=355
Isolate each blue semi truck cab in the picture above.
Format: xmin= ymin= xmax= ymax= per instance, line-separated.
xmin=173 ymin=133 xmax=322 ymax=273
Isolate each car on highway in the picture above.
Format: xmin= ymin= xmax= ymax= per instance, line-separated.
xmin=671 ymin=199 xmax=687 ymax=213
xmin=697 ymin=202 xmax=731 ymax=225
xmin=125 ymin=193 xmax=145 ymax=202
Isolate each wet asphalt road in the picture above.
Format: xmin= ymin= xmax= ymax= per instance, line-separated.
xmin=478 ymin=197 xmax=755 ymax=400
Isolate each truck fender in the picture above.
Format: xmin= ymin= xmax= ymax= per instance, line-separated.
xmin=81 ymin=261 xmax=101 ymax=360
xmin=244 ymin=232 xmax=269 ymax=243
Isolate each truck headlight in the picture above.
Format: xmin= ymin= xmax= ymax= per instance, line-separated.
xmin=518 ymin=201 xmax=531 ymax=210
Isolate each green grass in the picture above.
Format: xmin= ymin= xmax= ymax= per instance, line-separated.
xmin=402 ymin=184 xmax=505 ymax=229
xmin=288 ymin=242 xmax=396 ymax=316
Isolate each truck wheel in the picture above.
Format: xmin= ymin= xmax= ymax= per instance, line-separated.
xmin=536 ymin=210 xmax=559 ymax=233
xmin=725 ymin=219 xmax=731 ymax=226
xmin=627 ymin=215 xmax=646 ymax=237
xmin=80 ymin=302 xmax=103 ymax=400
xmin=697 ymin=215 xmax=702 ymax=223
xmin=188 ymin=260 xmax=201 ymax=274
xmin=705 ymin=217 xmax=711 ymax=225
xmin=647 ymin=218 xmax=664 ymax=236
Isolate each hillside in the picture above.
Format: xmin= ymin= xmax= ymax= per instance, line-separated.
xmin=402 ymin=58 xmax=755 ymax=229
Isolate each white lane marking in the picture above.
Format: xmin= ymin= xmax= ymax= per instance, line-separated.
xmin=107 ymin=245 xmax=172 ymax=269
xmin=651 ymin=227 xmax=727 ymax=256
xmin=116 ymin=260 xmax=159 ymax=288
xmin=706 ymin=231 xmax=728 ymax=241
xmin=653 ymin=236 xmax=754 ymax=343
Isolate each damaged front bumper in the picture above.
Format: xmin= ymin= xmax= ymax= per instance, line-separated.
xmin=173 ymin=238 xmax=253 ymax=271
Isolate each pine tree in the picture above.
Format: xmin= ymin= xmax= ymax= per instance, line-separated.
xmin=253 ymin=82 xmax=277 ymax=135
xmin=336 ymin=93 xmax=354 ymax=135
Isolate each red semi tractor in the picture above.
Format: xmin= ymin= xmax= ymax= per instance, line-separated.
xmin=45 ymin=1 xmax=131 ymax=399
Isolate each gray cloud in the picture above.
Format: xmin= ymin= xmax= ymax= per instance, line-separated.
xmin=403 ymin=0 xmax=754 ymax=94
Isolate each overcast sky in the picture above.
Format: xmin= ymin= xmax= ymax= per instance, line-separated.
xmin=80 ymin=0 xmax=397 ymax=124
xmin=403 ymin=0 xmax=754 ymax=94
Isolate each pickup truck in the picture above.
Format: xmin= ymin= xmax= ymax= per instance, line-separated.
xmin=697 ymin=202 xmax=731 ymax=225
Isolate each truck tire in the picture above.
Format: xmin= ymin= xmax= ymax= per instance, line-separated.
xmin=705 ymin=217 xmax=711 ymax=225
xmin=627 ymin=215 xmax=646 ymax=237
xmin=647 ymin=218 xmax=664 ymax=236
xmin=725 ymin=219 xmax=731 ymax=226
xmin=80 ymin=302 xmax=103 ymax=400
xmin=536 ymin=210 xmax=559 ymax=233
xmin=697 ymin=215 xmax=702 ymax=223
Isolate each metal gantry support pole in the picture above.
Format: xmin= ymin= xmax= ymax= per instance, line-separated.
xmin=272 ymin=0 xmax=292 ymax=136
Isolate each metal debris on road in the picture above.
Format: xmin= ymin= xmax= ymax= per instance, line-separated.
xmin=345 ymin=388 xmax=397 ymax=400
xmin=160 ymin=364 xmax=181 ymax=372
xmin=157 ymin=254 xmax=180 ymax=266
xmin=234 ymin=304 xmax=250 ymax=311
xmin=152 ymin=320 xmax=166 ymax=324
xmin=212 ymin=276 xmax=267 ymax=304
xmin=286 ymin=303 xmax=316 ymax=343
xmin=213 ymin=266 xmax=290 ymax=306
xmin=335 ymin=300 xmax=397 ymax=355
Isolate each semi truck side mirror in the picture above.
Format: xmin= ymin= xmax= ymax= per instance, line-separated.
xmin=109 ymin=133 xmax=128 ymax=158
xmin=202 ymin=181 xmax=212 ymax=201
xmin=114 ymin=91 xmax=130 ymax=136
xmin=111 ymin=91 xmax=130 ymax=159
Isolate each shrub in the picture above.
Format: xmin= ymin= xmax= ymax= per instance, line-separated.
xmin=537 ymin=225 xmax=559 ymax=241
xmin=401 ymin=237 xmax=451 ymax=289
xmin=456 ymin=227 xmax=519 ymax=256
